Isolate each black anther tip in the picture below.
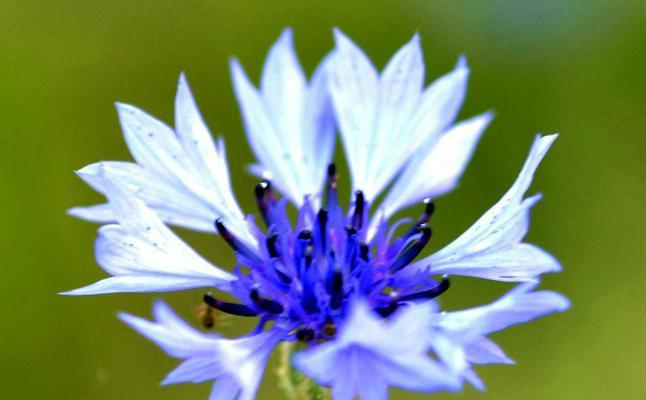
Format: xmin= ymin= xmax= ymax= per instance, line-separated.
xmin=332 ymin=270 xmax=343 ymax=292
xmin=296 ymin=328 xmax=315 ymax=342
xmin=327 ymin=163 xmax=336 ymax=178
xmin=254 ymin=180 xmax=271 ymax=198
xmin=359 ymin=243 xmax=370 ymax=261
xmin=344 ymin=225 xmax=357 ymax=235
xmin=417 ymin=223 xmax=432 ymax=235
xmin=317 ymin=207 xmax=328 ymax=220
xmin=266 ymin=234 xmax=279 ymax=258
xmin=298 ymin=230 xmax=313 ymax=240
xmin=423 ymin=199 xmax=435 ymax=216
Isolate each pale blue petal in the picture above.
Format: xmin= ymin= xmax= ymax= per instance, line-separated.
xmin=119 ymin=301 xmax=217 ymax=359
xmin=330 ymin=30 xmax=470 ymax=202
xmin=231 ymin=29 xmax=335 ymax=205
xmin=175 ymin=74 xmax=245 ymax=222
xmin=361 ymin=34 xmax=424 ymax=198
xmin=120 ymin=301 xmax=283 ymax=400
xmin=463 ymin=368 xmax=485 ymax=391
xmin=209 ymin=377 xmax=240 ymax=400
xmin=164 ymin=358 xmax=220 ymax=384
xmin=71 ymin=78 xmax=253 ymax=244
xmin=464 ymin=337 xmax=514 ymax=365
xmin=72 ymin=162 xmax=215 ymax=232
xmin=62 ymin=174 xmax=235 ymax=295
xmin=62 ymin=275 xmax=227 ymax=296
xmin=231 ymin=58 xmax=294 ymax=194
xmin=380 ymin=112 xmax=492 ymax=218
xmin=407 ymin=135 xmax=561 ymax=281
xmin=68 ymin=203 xmax=114 ymax=222
xmin=303 ymin=54 xmax=336 ymax=197
xmin=437 ymin=282 xmax=570 ymax=337
xmin=368 ymin=56 xmax=469 ymax=201
xmin=260 ymin=29 xmax=308 ymax=145
xmin=329 ymin=29 xmax=379 ymax=198
xmin=294 ymin=302 xmax=461 ymax=396
xmin=429 ymin=284 xmax=568 ymax=387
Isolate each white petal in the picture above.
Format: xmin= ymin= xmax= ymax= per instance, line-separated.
xmin=231 ymin=29 xmax=335 ymax=205
xmin=302 ymin=54 xmax=336 ymax=196
xmin=436 ymin=282 xmax=570 ymax=338
xmin=165 ymin=358 xmax=219 ymax=384
xmin=175 ymin=74 xmax=242 ymax=216
xmin=330 ymin=31 xmax=470 ymax=202
xmin=63 ymin=174 xmax=235 ymax=295
xmin=209 ymin=377 xmax=240 ymax=400
xmin=408 ymin=135 xmax=561 ymax=281
xmin=260 ymin=28 xmax=307 ymax=151
xmin=119 ymin=301 xmax=217 ymax=359
xmin=371 ymin=56 xmax=469 ymax=200
xmin=68 ymin=203 xmax=114 ymax=222
xmin=294 ymin=301 xmax=461 ymax=396
xmin=72 ymin=82 xmax=253 ymax=245
xmin=463 ymin=337 xmax=514 ymax=365
xmin=73 ymin=162 xmax=215 ymax=232
xmin=430 ymin=242 xmax=562 ymax=281
xmin=231 ymin=58 xmax=296 ymax=196
xmin=428 ymin=284 xmax=567 ymax=386
xmin=329 ymin=29 xmax=379 ymax=197
xmin=120 ymin=301 xmax=283 ymax=400
xmin=380 ymin=112 xmax=492 ymax=218
xmin=402 ymin=56 xmax=469 ymax=149
xmin=361 ymin=34 xmax=425 ymax=197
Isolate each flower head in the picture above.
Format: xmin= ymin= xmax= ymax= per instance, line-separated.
xmin=67 ymin=29 xmax=568 ymax=399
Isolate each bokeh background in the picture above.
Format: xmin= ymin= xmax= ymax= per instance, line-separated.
xmin=1 ymin=0 xmax=644 ymax=399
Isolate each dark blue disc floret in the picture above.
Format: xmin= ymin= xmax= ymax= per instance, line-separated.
xmin=207 ymin=164 xmax=449 ymax=342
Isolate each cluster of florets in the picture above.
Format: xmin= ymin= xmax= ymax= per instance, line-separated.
xmin=208 ymin=164 xmax=449 ymax=342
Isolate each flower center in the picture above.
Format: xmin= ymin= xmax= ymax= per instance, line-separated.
xmin=201 ymin=164 xmax=450 ymax=341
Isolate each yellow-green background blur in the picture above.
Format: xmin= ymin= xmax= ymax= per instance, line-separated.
xmin=1 ymin=1 xmax=644 ymax=399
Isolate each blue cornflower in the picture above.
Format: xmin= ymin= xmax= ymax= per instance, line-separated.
xmin=66 ymin=28 xmax=568 ymax=399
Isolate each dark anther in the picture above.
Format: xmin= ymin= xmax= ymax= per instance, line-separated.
xmin=215 ymin=219 xmax=261 ymax=263
xmin=330 ymin=269 xmax=344 ymax=309
xmin=249 ymin=288 xmax=284 ymax=314
xmin=274 ymin=266 xmax=292 ymax=284
xmin=254 ymin=180 xmax=275 ymax=227
xmin=352 ymin=190 xmax=365 ymax=230
xmin=266 ymin=234 xmax=279 ymax=258
xmin=344 ymin=225 xmax=357 ymax=236
xmin=405 ymin=199 xmax=436 ymax=239
xmin=399 ymin=275 xmax=450 ymax=301
xmin=203 ymin=292 xmax=258 ymax=317
xmin=296 ymin=328 xmax=315 ymax=342
xmin=326 ymin=163 xmax=338 ymax=207
xmin=327 ymin=163 xmax=337 ymax=185
xmin=332 ymin=270 xmax=343 ymax=292
xmin=359 ymin=243 xmax=370 ymax=261
xmin=424 ymin=198 xmax=435 ymax=215
xmin=298 ymin=230 xmax=313 ymax=241
xmin=390 ymin=223 xmax=432 ymax=272
xmin=317 ymin=208 xmax=328 ymax=249
xmin=375 ymin=301 xmax=399 ymax=318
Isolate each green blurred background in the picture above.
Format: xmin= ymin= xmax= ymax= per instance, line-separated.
xmin=1 ymin=0 xmax=644 ymax=398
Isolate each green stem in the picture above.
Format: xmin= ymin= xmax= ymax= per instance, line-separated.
xmin=276 ymin=342 xmax=330 ymax=400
